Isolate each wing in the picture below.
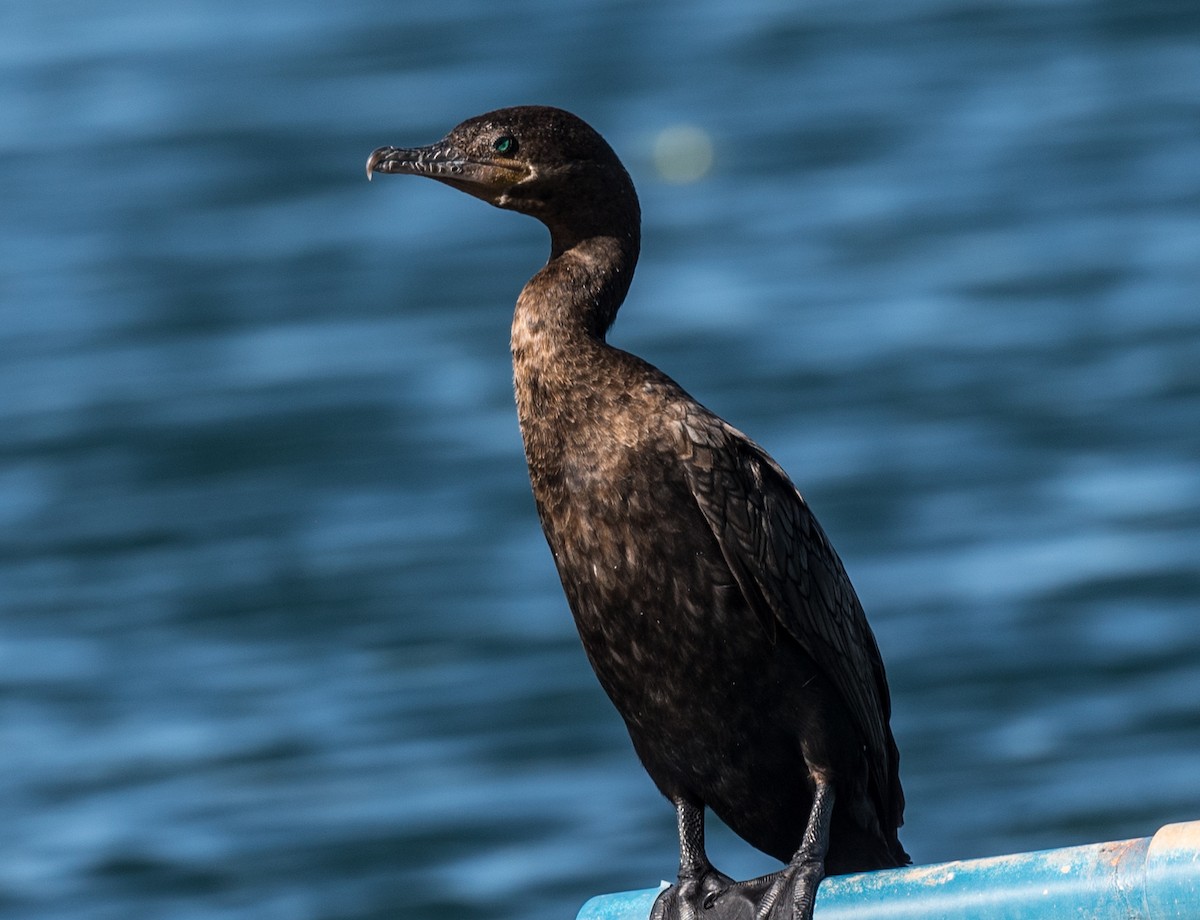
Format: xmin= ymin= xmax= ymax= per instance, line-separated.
xmin=680 ymin=407 xmax=900 ymax=816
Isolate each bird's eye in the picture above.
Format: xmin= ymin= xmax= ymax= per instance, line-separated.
xmin=492 ymin=135 xmax=517 ymax=155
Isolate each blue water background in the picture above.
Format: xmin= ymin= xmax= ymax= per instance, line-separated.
xmin=2 ymin=2 xmax=1199 ymax=918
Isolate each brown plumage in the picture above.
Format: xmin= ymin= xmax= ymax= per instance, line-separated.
xmin=368 ymin=106 xmax=907 ymax=920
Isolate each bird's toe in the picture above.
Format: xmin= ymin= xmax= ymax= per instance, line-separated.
xmin=651 ymin=867 xmax=735 ymax=920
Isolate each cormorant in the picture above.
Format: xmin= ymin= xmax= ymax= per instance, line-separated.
xmin=367 ymin=106 xmax=907 ymax=920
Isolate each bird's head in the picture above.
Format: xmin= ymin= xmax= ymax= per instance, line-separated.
xmin=367 ymin=105 xmax=637 ymax=244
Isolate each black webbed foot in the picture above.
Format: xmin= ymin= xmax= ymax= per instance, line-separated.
xmin=654 ymin=782 xmax=831 ymax=920
xmin=658 ymin=863 xmax=821 ymax=920
xmin=649 ymin=865 xmax=734 ymax=920
xmin=737 ymin=859 xmax=823 ymax=920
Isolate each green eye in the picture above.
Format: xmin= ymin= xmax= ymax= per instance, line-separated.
xmin=492 ymin=135 xmax=517 ymax=155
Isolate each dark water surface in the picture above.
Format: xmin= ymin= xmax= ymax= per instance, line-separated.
xmin=3 ymin=2 xmax=1199 ymax=918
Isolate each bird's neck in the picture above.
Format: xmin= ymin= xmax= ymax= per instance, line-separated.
xmin=510 ymin=230 xmax=640 ymax=476
xmin=511 ymin=230 xmax=639 ymax=379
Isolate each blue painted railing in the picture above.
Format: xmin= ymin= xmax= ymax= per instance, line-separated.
xmin=578 ymin=819 xmax=1200 ymax=920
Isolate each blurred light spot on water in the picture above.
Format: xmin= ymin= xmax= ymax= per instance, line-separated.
xmin=652 ymin=124 xmax=714 ymax=184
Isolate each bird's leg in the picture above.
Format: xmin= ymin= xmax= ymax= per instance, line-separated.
xmin=650 ymin=798 xmax=733 ymax=920
xmin=751 ymin=777 xmax=835 ymax=920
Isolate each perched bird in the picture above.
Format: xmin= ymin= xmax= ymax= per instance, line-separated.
xmin=367 ymin=106 xmax=907 ymax=920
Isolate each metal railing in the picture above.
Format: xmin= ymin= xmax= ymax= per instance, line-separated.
xmin=578 ymin=819 xmax=1200 ymax=920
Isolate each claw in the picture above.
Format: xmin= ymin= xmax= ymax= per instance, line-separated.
xmin=652 ymin=866 xmax=736 ymax=920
